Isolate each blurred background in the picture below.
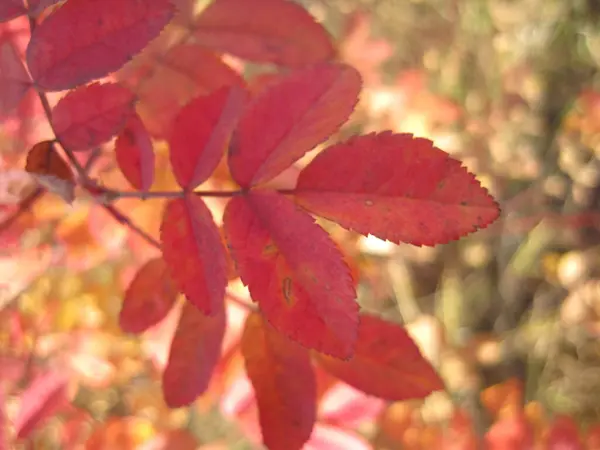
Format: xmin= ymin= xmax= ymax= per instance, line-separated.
xmin=3 ymin=0 xmax=600 ymax=448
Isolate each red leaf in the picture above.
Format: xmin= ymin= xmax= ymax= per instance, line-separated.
xmin=169 ymin=85 xmax=246 ymax=189
xmin=228 ymin=63 xmax=361 ymax=188
xmin=13 ymin=371 xmax=69 ymax=439
xmin=117 ymin=43 xmax=245 ymax=138
xmin=160 ymin=196 xmax=228 ymax=315
xmin=223 ymin=191 xmax=359 ymax=359
xmin=25 ymin=140 xmax=75 ymax=203
xmin=295 ymin=132 xmax=500 ymax=246
xmin=115 ymin=114 xmax=155 ymax=191
xmin=484 ymin=413 xmax=533 ymax=450
xmin=0 ymin=37 xmax=31 ymax=115
xmin=52 ymin=82 xmax=135 ymax=151
xmin=193 ymin=0 xmax=334 ymax=67
xmin=242 ymin=311 xmax=317 ymax=450
xmin=545 ymin=416 xmax=582 ymax=450
xmin=119 ymin=257 xmax=178 ymax=334
xmin=26 ymin=0 xmax=175 ymax=91
xmin=28 ymin=0 xmax=61 ymax=17
xmin=163 ymin=301 xmax=226 ymax=408
xmin=0 ymin=1 xmax=26 ymax=23
xmin=315 ymin=314 xmax=444 ymax=400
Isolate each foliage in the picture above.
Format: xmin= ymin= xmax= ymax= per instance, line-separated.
xmin=5 ymin=0 xmax=577 ymax=449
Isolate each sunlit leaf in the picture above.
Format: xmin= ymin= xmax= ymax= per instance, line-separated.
xmin=169 ymin=85 xmax=246 ymax=190
xmin=160 ymin=196 xmax=228 ymax=315
xmin=26 ymin=0 xmax=175 ymax=91
xmin=242 ymin=311 xmax=316 ymax=450
xmin=0 ymin=37 xmax=31 ymax=114
xmin=315 ymin=314 xmax=444 ymax=400
xmin=115 ymin=114 xmax=155 ymax=192
xmin=163 ymin=301 xmax=226 ymax=408
xmin=295 ymin=132 xmax=500 ymax=246
xmin=193 ymin=0 xmax=335 ymax=67
xmin=228 ymin=63 xmax=361 ymax=188
xmin=52 ymin=82 xmax=135 ymax=151
xmin=223 ymin=191 xmax=358 ymax=359
xmin=120 ymin=257 xmax=178 ymax=334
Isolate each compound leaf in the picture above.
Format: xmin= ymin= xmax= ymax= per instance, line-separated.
xmin=52 ymin=82 xmax=135 ymax=151
xmin=169 ymin=85 xmax=246 ymax=190
xmin=193 ymin=0 xmax=334 ymax=67
xmin=26 ymin=0 xmax=175 ymax=91
xmin=228 ymin=63 xmax=361 ymax=188
xmin=115 ymin=114 xmax=155 ymax=192
xmin=163 ymin=301 xmax=226 ymax=408
xmin=160 ymin=196 xmax=228 ymax=316
xmin=120 ymin=257 xmax=178 ymax=334
xmin=295 ymin=132 xmax=500 ymax=246
xmin=242 ymin=311 xmax=316 ymax=450
xmin=223 ymin=191 xmax=358 ymax=359
xmin=315 ymin=314 xmax=444 ymax=400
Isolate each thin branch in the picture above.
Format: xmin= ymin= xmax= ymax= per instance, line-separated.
xmin=0 ymin=188 xmax=44 ymax=236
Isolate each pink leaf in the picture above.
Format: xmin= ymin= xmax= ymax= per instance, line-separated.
xmin=26 ymin=0 xmax=175 ymax=91
xmin=160 ymin=196 xmax=228 ymax=315
xmin=193 ymin=0 xmax=335 ymax=67
xmin=52 ymin=82 xmax=135 ymax=151
xmin=0 ymin=37 xmax=31 ymax=115
xmin=115 ymin=114 xmax=155 ymax=191
xmin=169 ymin=85 xmax=246 ymax=189
xmin=163 ymin=301 xmax=226 ymax=407
xmin=0 ymin=1 xmax=26 ymax=23
xmin=228 ymin=63 xmax=361 ymax=188
xmin=13 ymin=371 xmax=69 ymax=439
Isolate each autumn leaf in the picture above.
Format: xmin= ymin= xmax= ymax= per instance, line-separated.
xmin=223 ymin=191 xmax=359 ymax=359
xmin=193 ymin=0 xmax=335 ymax=68
xmin=13 ymin=371 xmax=69 ymax=439
xmin=27 ymin=0 xmax=62 ymax=17
xmin=169 ymin=85 xmax=247 ymax=190
xmin=115 ymin=114 xmax=155 ymax=192
xmin=52 ymin=82 xmax=136 ymax=151
xmin=119 ymin=257 xmax=178 ymax=334
xmin=118 ymin=43 xmax=245 ymax=138
xmin=0 ymin=37 xmax=32 ymax=115
xmin=294 ymin=132 xmax=500 ymax=246
xmin=26 ymin=0 xmax=175 ymax=91
xmin=228 ymin=63 xmax=361 ymax=188
xmin=163 ymin=301 xmax=226 ymax=408
xmin=315 ymin=314 xmax=444 ymax=400
xmin=25 ymin=140 xmax=75 ymax=203
xmin=160 ymin=195 xmax=228 ymax=315
xmin=242 ymin=312 xmax=316 ymax=450
xmin=0 ymin=1 xmax=26 ymax=23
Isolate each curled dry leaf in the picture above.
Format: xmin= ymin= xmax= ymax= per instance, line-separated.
xmin=25 ymin=140 xmax=75 ymax=204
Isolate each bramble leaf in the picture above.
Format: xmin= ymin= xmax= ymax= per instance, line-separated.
xmin=228 ymin=63 xmax=361 ymax=188
xmin=0 ymin=1 xmax=26 ymax=23
xmin=223 ymin=191 xmax=359 ymax=359
xmin=169 ymin=85 xmax=246 ymax=190
xmin=242 ymin=311 xmax=316 ymax=450
xmin=315 ymin=314 xmax=444 ymax=400
xmin=163 ymin=300 xmax=226 ymax=408
xmin=119 ymin=257 xmax=178 ymax=334
xmin=0 ymin=37 xmax=31 ymax=115
xmin=26 ymin=0 xmax=175 ymax=91
xmin=295 ymin=132 xmax=500 ymax=246
xmin=25 ymin=140 xmax=74 ymax=204
xmin=193 ymin=0 xmax=335 ymax=68
xmin=160 ymin=196 xmax=228 ymax=315
xmin=52 ymin=82 xmax=135 ymax=151
xmin=115 ymin=114 xmax=155 ymax=192
xmin=119 ymin=43 xmax=245 ymax=138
